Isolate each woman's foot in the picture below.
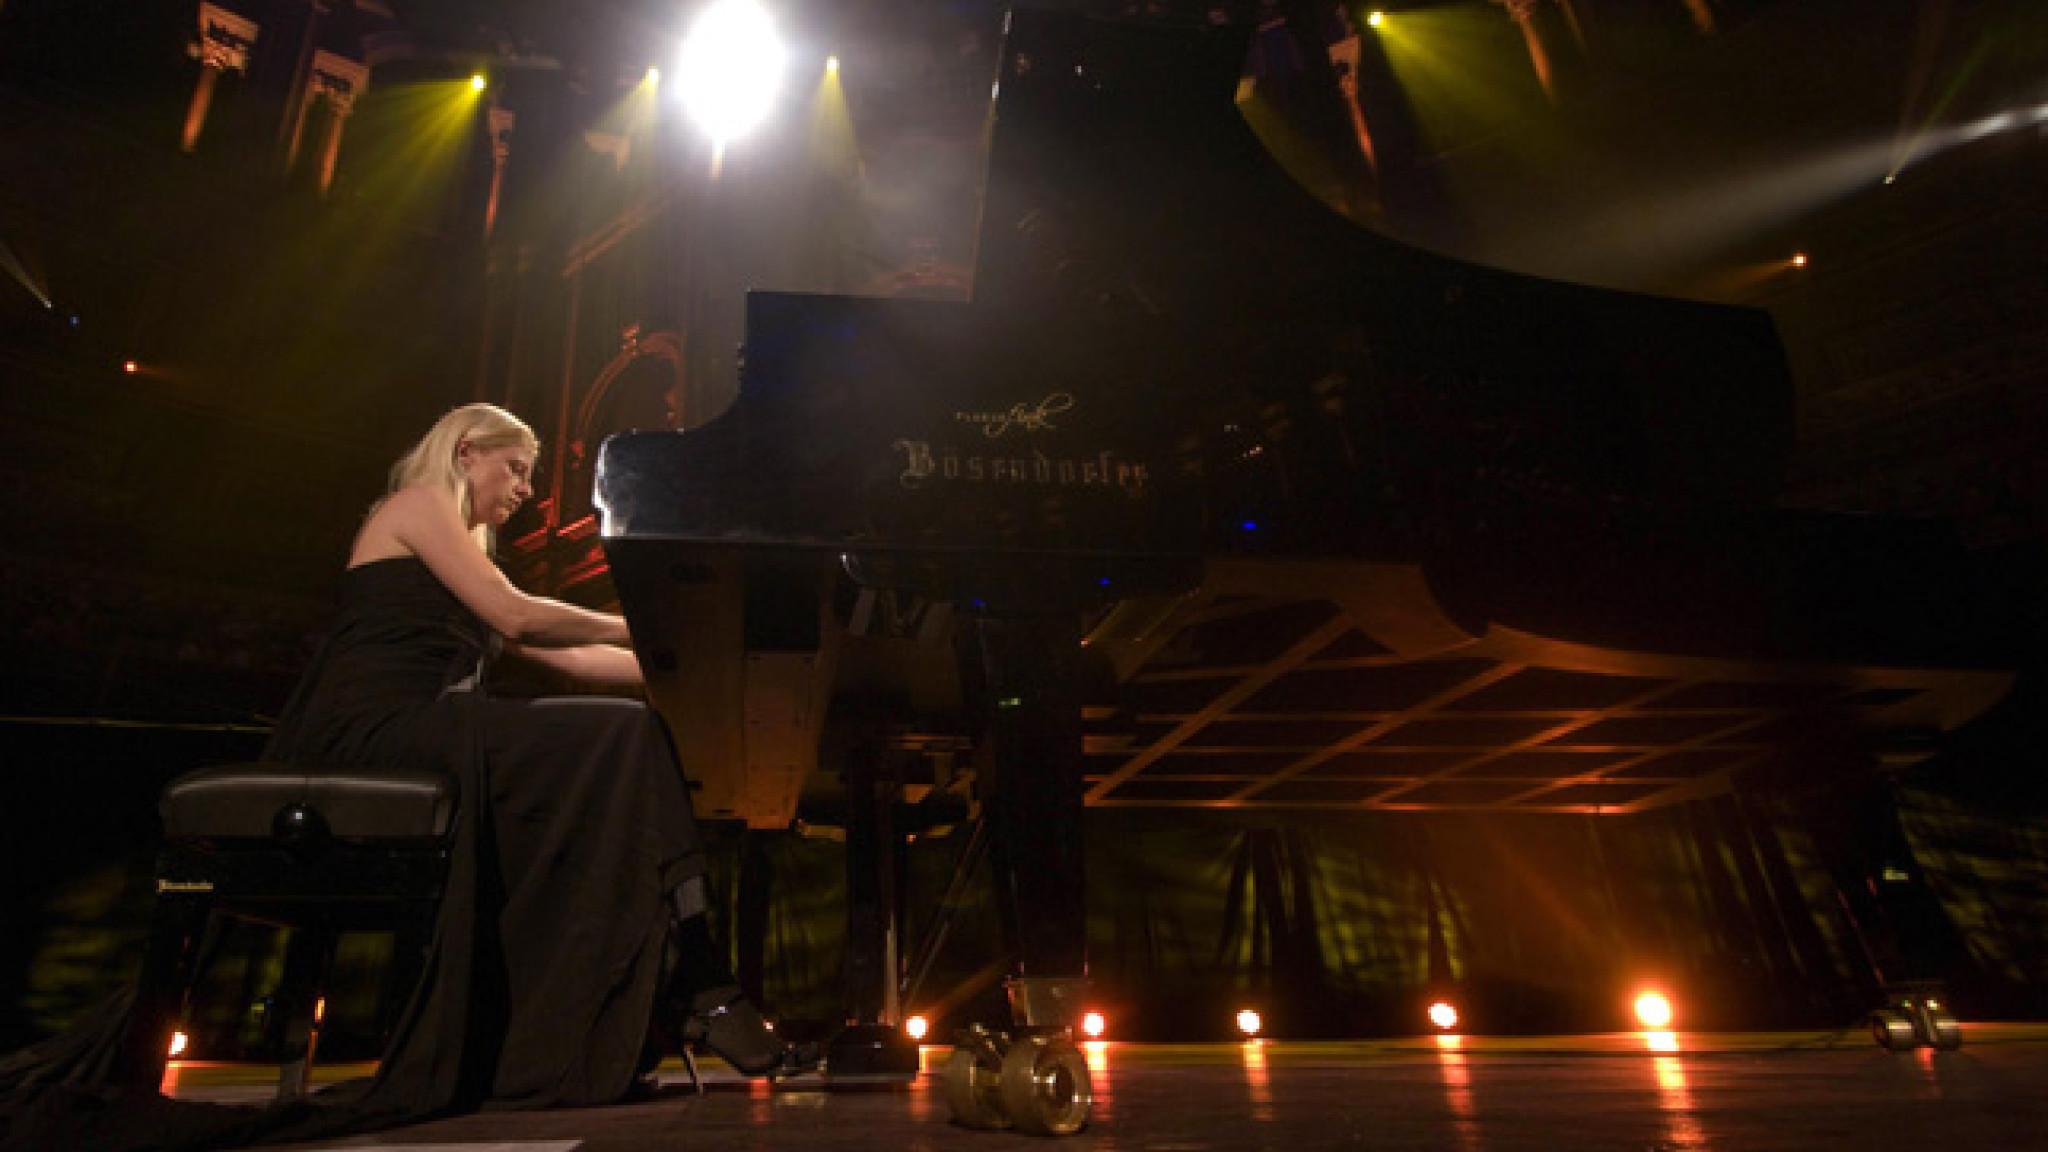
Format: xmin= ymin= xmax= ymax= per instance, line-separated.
xmin=682 ymin=985 xmax=822 ymax=1080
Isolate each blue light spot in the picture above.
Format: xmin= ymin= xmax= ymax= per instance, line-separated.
xmin=1240 ymin=520 xmax=1259 ymax=531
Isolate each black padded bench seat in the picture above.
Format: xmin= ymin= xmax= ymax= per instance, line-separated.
xmin=161 ymin=762 xmax=457 ymax=843
xmin=122 ymin=761 xmax=459 ymax=1100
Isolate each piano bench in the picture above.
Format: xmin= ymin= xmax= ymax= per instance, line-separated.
xmin=121 ymin=762 xmax=457 ymax=1103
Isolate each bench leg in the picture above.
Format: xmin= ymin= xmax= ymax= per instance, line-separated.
xmin=119 ymin=893 xmax=209 ymax=1092
xmin=272 ymin=925 xmax=337 ymax=1102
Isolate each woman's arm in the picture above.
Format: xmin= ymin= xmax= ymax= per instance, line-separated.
xmin=508 ymin=642 xmax=646 ymax=687
xmin=357 ymin=485 xmax=631 ymax=647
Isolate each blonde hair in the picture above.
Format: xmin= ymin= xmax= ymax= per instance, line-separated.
xmin=385 ymin=403 xmax=539 ymax=552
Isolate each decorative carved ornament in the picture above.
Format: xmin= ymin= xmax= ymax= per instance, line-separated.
xmin=309 ymin=50 xmax=370 ymax=117
xmin=195 ymin=2 xmax=259 ymax=72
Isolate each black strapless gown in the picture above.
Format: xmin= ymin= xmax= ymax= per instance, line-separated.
xmin=2 ymin=557 xmax=709 ymax=1149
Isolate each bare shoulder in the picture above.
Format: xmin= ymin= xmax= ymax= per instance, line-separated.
xmin=349 ymin=486 xmax=457 ymax=565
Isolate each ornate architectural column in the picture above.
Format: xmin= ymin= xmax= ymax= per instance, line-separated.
xmin=1491 ymin=0 xmax=1592 ymax=101
xmin=183 ymin=3 xmax=259 ymax=153
xmin=483 ymin=103 xmax=516 ymax=241
xmin=1493 ymin=0 xmax=1557 ymax=99
xmin=287 ymin=51 xmax=369 ymax=195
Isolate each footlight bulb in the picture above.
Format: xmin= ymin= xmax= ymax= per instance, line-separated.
xmin=1634 ymin=991 xmax=1674 ymax=1028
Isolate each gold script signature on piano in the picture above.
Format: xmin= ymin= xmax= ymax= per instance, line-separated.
xmin=953 ymin=392 xmax=1076 ymax=438
xmin=891 ymin=440 xmax=1149 ymax=497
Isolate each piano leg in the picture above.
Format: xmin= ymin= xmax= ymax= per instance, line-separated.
xmin=825 ymin=736 xmax=922 ymax=1083
xmin=962 ymin=612 xmax=1089 ymax=1006
xmin=945 ymin=612 xmax=1094 ymax=1135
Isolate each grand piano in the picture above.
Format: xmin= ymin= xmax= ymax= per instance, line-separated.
xmin=592 ymin=6 xmax=2014 ymax=1109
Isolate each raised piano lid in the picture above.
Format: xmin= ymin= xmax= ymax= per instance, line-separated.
xmin=597 ymin=10 xmax=2016 ymax=825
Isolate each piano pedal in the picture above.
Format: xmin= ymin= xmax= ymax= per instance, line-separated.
xmin=942 ymin=1022 xmax=1092 ymax=1136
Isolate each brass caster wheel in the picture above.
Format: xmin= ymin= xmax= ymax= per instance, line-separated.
xmin=1870 ymin=1009 xmax=1915 ymax=1051
xmin=944 ymin=1046 xmax=1013 ymax=1130
xmin=1927 ymin=1008 xmax=1962 ymax=1051
xmin=998 ymin=1035 xmax=1092 ymax=1137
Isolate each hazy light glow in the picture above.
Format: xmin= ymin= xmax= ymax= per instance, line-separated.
xmin=168 ymin=1030 xmax=188 ymax=1057
xmin=1081 ymin=1011 xmax=1106 ymax=1039
xmin=1368 ymin=10 xmax=1385 ymax=26
xmin=1634 ymin=991 xmax=1674 ymax=1028
xmin=1892 ymin=99 xmax=2048 ymax=182
xmin=1791 ymin=252 xmax=1809 ymax=267
xmin=1083 ymin=1039 xmax=1109 ymax=1078
xmin=470 ymin=74 xmax=487 ymax=91
xmin=1428 ymin=1001 xmax=1460 ymax=1031
xmin=0 ymin=237 xmax=51 ymax=308
xmin=1644 ymin=1028 xmax=1680 ymax=1053
xmin=678 ymin=0 xmax=785 ymax=144
xmin=904 ymin=1014 xmax=930 ymax=1041
xmin=1236 ymin=1008 xmax=1263 ymax=1037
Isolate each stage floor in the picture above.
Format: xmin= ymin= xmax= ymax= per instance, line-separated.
xmin=166 ymin=1024 xmax=2048 ymax=1151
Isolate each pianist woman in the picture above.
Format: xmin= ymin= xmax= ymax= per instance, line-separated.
xmin=1 ymin=402 xmax=810 ymax=1149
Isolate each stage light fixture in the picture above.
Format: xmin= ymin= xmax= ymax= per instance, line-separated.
xmin=1791 ymin=252 xmax=1809 ymax=267
xmin=1428 ymin=1001 xmax=1459 ymax=1031
xmin=1368 ymin=11 xmax=1385 ymax=26
xmin=1236 ymin=1008 xmax=1262 ymax=1037
xmin=123 ymin=360 xmax=138 ymax=374
xmin=1081 ymin=1011 xmax=1106 ymax=1039
xmin=1633 ymin=991 xmax=1674 ymax=1028
xmin=646 ymin=66 xmax=661 ymax=85
xmin=904 ymin=1014 xmax=930 ymax=1040
xmin=677 ymin=0 xmax=786 ymax=145
xmin=470 ymin=74 xmax=487 ymax=92
xmin=168 ymin=1030 xmax=188 ymax=1057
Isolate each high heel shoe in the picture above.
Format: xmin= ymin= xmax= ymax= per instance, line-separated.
xmin=681 ymin=985 xmax=823 ymax=1080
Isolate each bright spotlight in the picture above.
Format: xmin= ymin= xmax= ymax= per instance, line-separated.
xmin=168 ymin=1030 xmax=188 ymax=1058
xmin=677 ymin=0 xmax=786 ymax=145
xmin=904 ymin=1014 xmax=930 ymax=1041
xmin=645 ymin=66 xmax=661 ymax=86
xmin=1236 ymin=1008 xmax=1263 ymax=1037
xmin=470 ymin=74 xmax=487 ymax=92
xmin=1368 ymin=10 xmax=1386 ymax=26
xmin=1633 ymin=991 xmax=1674 ymax=1028
xmin=1081 ymin=1011 xmax=1106 ymax=1039
xmin=826 ymin=55 xmax=839 ymax=73
xmin=1791 ymin=252 xmax=1809 ymax=267
xmin=1428 ymin=1001 xmax=1460 ymax=1031
xmin=123 ymin=360 xmax=138 ymax=374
